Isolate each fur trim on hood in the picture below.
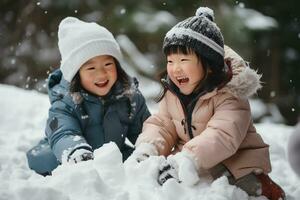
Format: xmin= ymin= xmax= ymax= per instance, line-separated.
xmin=222 ymin=46 xmax=262 ymax=99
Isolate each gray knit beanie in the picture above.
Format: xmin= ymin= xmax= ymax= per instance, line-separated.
xmin=163 ymin=7 xmax=224 ymax=68
xmin=58 ymin=17 xmax=123 ymax=82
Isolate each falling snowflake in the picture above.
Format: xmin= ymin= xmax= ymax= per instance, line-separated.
xmin=270 ymin=91 xmax=276 ymax=98
xmin=238 ymin=2 xmax=245 ymax=8
xmin=120 ymin=8 xmax=126 ymax=15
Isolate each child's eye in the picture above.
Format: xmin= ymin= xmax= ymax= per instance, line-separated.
xmin=104 ymin=62 xmax=113 ymax=67
xmin=167 ymin=60 xmax=173 ymax=64
xmin=181 ymin=58 xmax=189 ymax=62
xmin=87 ymin=67 xmax=95 ymax=70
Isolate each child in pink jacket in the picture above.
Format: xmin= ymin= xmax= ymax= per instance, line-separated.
xmin=131 ymin=7 xmax=285 ymax=200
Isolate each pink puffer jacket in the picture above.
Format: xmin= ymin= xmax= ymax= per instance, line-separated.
xmin=136 ymin=46 xmax=271 ymax=179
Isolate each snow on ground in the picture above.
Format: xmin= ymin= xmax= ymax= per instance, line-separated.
xmin=0 ymin=84 xmax=299 ymax=200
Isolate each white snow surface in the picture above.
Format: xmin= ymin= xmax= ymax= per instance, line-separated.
xmin=0 ymin=84 xmax=299 ymax=200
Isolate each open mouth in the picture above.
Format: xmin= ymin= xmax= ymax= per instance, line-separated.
xmin=95 ymin=80 xmax=109 ymax=87
xmin=177 ymin=77 xmax=189 ymax=84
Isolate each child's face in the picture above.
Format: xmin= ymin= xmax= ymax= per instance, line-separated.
xmin=167 ymin=52 xmax=204 ymax=95
xmin=79 ymin=55 xmax=117 ymax=96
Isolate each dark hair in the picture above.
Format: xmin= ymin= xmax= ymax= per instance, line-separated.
xmin=69 ymin=58 xmax=130 ymax=93
xmin=156 ymin=45 xmax=230 ymax=102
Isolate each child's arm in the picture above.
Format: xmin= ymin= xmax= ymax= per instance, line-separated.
xmin=45 ymin=100 xmax=92 ymax=163
xmin=126 ymin=90 xmax=151 ymax=145
xmin=183 ymin=93 xmax=252 ymax=170
xmin=135 ymin=95 xmax=178 ymax=156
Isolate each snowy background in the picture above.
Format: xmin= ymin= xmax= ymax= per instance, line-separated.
xmin=0 ymin=84 xmax=299 ymax=200
xmin=1 ymin=1 xmax=299 ymax=199
xmin=1 ymin=1 xmax=299 ymax=125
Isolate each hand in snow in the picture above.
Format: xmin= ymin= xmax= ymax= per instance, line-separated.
xmin=158 ymin=159 xmax=180 ymax=185
xmin=131 ymin=143 xmax=158 ymax=162
xmin=158 ymin=151 xmax=200 ymax=186
xmin=67 ymin=149 xmax=94 ymax=164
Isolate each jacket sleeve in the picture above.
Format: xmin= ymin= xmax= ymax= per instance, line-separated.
xmin=183 ymin=93 xmax=251 ymax=169
xmin=126 ymin=90 xmax=151 ymax=145
xmin=45 ymin=100 xmax=92 ymax=163
xmin=135 ymin=95 xmax=178 ymax=156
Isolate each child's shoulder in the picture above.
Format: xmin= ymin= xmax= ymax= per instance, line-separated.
xmin=223 ymin=46 xmax=262 ymax=99
xmin=125 ymin=77 xmax=147 ymax=103
xmin=213 ymin=90 xmax=243 ymax=105
xmin=221 ymin=67 xmax=261 ymax=99
xmin=47 ymin=69 xmax=74 ymax=107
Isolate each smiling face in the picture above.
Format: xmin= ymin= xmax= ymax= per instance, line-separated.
xmin=79 ymin=55 xmax=117 ymax=96
xmin=167 ymin=52 xmax=205 ymax=95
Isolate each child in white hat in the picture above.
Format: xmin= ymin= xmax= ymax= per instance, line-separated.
xmin=26 ymin=17 xmax=150 ymax=175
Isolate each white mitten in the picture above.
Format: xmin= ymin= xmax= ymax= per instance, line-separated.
xmin=67 ymin=148 xmax=94 ymax=164
xmin=132 ymin=143 xmax=158 ymax=162
xmin=167 ymin=151 xmax=200 ymax=186
xmin=157 ymin=158 xmax=180 ymax=185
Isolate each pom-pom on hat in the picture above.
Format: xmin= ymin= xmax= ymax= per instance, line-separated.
xmin=163 ymin=7 xmax=224 ymax=68
xmin=58 ymin=17 xmax=122 ymax=82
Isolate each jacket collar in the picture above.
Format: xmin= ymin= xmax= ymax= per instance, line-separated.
xmin=161 ymin=76 xmax=208 ymax=105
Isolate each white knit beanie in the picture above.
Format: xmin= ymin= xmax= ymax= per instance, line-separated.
xmin=58 ymin=17 xmax=123 ymax=82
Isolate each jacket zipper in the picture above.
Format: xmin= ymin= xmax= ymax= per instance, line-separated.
xmin=162 ymin=79 xmax=206 ymax=139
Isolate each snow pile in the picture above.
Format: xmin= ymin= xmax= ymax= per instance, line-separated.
xmin=0 ymin=84 xmax=299 ymax=200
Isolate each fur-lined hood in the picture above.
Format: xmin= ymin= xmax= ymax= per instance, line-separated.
xmin=221 ymin=46 xmax=262 ymax=99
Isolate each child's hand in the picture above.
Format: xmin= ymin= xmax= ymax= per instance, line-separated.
xmin=158 ymin=151 xmax=200 ymax=186
xmin=131 ymin=143 xmax=158 ymax=162
xmin=68 ymin=149 xmax=94 ymax=164
xmin=158 ymin=159 xmax=180 ymax=185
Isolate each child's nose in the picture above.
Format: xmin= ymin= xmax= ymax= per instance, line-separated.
xmin=174 ymin=63 xmax=182 ymax=72
xmin=96 ymin=66 xmax=106 ymax=74
xmin=95 ymin=67 xmax=107 ymax=77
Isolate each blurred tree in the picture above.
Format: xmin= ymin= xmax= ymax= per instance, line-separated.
xmin=240 ymin=0 xmax=300 ymax=124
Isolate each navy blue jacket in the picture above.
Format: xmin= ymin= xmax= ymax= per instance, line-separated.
xmin=45 ymin=69 xmax=150 ymax=162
